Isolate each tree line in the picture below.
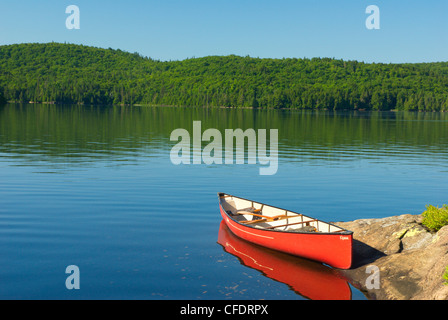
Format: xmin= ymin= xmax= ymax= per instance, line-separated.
xmin=1 ymin=42 xmax=448 ymax=111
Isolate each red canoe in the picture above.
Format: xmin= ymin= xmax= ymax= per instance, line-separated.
xmin=218 ymin=193 xmax=353 ymax=269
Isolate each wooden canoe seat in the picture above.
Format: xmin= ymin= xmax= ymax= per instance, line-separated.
xmin=236 ymin=207 xmax=262 ymax=214
xmin=291 ymin=225 xmax=317 ymax=233
xmin=241 ymin=215 xmax=290 ymax=225
xmin=237 ymin=210 xmax=256 ymax=215
xmin=266 ymin=219 xmax=318 ymax=230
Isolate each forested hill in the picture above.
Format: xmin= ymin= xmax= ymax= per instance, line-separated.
xmin=1 ymin=42 xmax=448 ymax=110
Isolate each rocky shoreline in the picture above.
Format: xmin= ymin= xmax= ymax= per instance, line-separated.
xmin=335 ymin=214 xmax=448 ymax=300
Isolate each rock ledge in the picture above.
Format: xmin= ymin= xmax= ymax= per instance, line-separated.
xmin=336 ymin=214 xmax=448 ymax=300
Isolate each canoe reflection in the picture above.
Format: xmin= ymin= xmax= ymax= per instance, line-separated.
xmin=217 ymin=220 xmax=352 ymax=300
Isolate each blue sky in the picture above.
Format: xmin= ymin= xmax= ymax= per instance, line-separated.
xmin=0 ymin=0 xmax=447 ymax=63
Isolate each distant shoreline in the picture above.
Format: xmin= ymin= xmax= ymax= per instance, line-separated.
xmin=5 ymin=101 xmax=448 ymax=113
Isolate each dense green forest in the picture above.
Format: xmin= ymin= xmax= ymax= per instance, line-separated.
xmin=1 ymin=42 xmax=448 ymax=110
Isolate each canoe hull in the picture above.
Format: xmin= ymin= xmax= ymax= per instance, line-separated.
xmin=219 ymin=204 xmax=352 ymax=269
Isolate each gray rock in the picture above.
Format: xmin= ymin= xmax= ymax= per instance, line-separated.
xmin=334 ymin=214 xmax=448 ymax=300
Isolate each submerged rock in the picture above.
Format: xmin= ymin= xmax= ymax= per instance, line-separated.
xmin=335 ymin=214 xmax=448 ymax=300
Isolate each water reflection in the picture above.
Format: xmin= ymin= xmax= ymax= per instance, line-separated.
xmin=1 ymin=104 xmax=448 ymax=169
xmin=217 ymin=221 xmax=354 ymax=300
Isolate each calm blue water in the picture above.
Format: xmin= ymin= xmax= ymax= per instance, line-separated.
xmin=1 ymin=104 xmax=447 ymax=299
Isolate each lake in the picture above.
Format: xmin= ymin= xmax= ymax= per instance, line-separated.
xmin=1 ymin=104 xmax=447 ymax=300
